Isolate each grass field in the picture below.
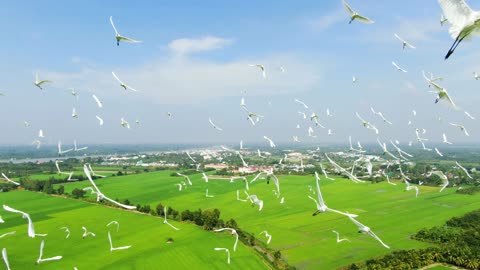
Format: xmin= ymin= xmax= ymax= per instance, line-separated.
xmin=56 ymin=170 xmax=480 ymax=269
xmin=0 ymin=191 xmax=270 ymax=270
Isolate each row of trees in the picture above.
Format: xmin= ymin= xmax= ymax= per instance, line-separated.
xmin=344 ymin=209 xmax=480 ymax=270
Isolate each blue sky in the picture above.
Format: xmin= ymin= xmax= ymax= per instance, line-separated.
xmin=0 ymin=0 xmax=479 ymax=147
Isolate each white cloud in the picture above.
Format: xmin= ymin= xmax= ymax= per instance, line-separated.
xmin=42 ymin=54 xmax=322 ymax=105
xmin=168 ymin=36 xmax=233 ymax=55
xmin=307 ymin=9 xmax=345 ymax=31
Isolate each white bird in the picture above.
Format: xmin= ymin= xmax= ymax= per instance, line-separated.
xmin=240 ymin=96 xmax=246 ymax=107
xmin=294 ymin=99 xmax=310 ymax=110
xmin=259 ymin=230 xmax=272 ymax=244
xmin=32 ymin=139 xmax=42 ymax=149
xmin=36 ymin=240 xmax=62 ymax=264
xmin=473 ymin=71 xmax=480 ymax=80
xmin=23 ymin=121 xmax=30 ymax=128
xmin=74 ymin=140 xmax=88 ymax=151
xmin=392 ymin=61 xmax=408 ymax=73
xmin=59 ymin=227 xmax=70 ymax=239
xmin=239 ymin=140 xmax=247 ymax=150
xmin=405 ymin=179 xmax=420 ymax=197
xmin=332 ymin=230 xmax=350 ymax=243
xmin=112 ymin=72 xmax=138 ymax=92
xmin=83 ymin=165 xmax=136 ymax=209
xmin=249 ymin=64 xmax=266 ymax=78
xmin=72 ymin=107 xmax=79 ymax=118
xmin=325 ymin=154 xmax=363 ymax=183
xmin=92 ymin=94 xmax=103 ymax=108
xmin=464 ymin=111 xmax=475 ymax=120
xmin=443 ymin=133 xmax=453 ymax=144
xmin=381 ymin=170 xmax=396 ymax=185
xmin=1 ymin=173 xmax=20 ymax=186
xmin=245 ymin=192 xmax=264 ymax=211
xmin=214 ymin=247 xmax=230 ymax=264
xmin=236 ymin=190 xmax=248 ymax=202
xmin=215 ymin=228 xmax=239 ymax=252
xmin=107 ymin=231 xmax=131 ymax=251
xmin=96 ymin=115 xmax=104 ymax=126
xmin=308 ymin=172 xmax=358 ymax=217
xmin=88 ymin=163 xmax=106 ymax=178
xmin=263 ymin=136 xmax=276 ymax=148
xmin=57 ymin=141 xmax=73 ymax=155
xmin=208 ymin=118 xmax=223 ymax=131
xmin=455 ymin=161 xmax=473 ymax=179
xmin=176 ymin=172 xmax=192 ymax=185
xmin=2 ymin=248 xmax=10 ymax=270
xmin=69 ymin=88 xmax=78 ymax=98
xmin=38 ymin=129 xmax=44 ymax=138
xmin=175 ymin=183 xmax=183 ymax=191
xmin=342 ymin=0 xmax=374 ymax=24
xmin=236 ymin=151 xmax=248 ymax=167
xmin=186 ymin=151 xmax=197 ymax=163
xmin=356 ymin=112 xmax=379 ymax=134
xmin=449 ymin=122 xmax=470 ymax=136
xmin=107 ymin=221 xmax=120 ymax=233
xmin=428 ymin=170 xmax=449 ymax=192
xmin=298 ymin=111 xmax=307 ymax=119
xmin=435 ymin=147 xmax=444 ymax=157
xmin=389 ymin=141 xmax=413 ymax=160
xmin=370 ymin=107 xmax=393 ymax=125
xmin=109 ymin=16 xmax=142 ymax=46
xmin=121 ymin=117 xmax=130 ymax=129
xmin=439 ymin=0 xmax=480 ymax=59
xmin=33 ymin=73 xmax=52 ymax=90
xmin=1 ymin=205 xmax=47 ymax=238
xmin=352 ymin=76 xmax=357 ymax=83
xmin=205 ymin=189 xmax=214 ymax=198
xmin=82 ymin=226 xmax=96 ymax=239
xmin=348 ymin=216 xmax=390 ymax=249
xmin=394 ymin=33 xmax=416 ymax=50
xmin=163 ymin=206 xmax=180 ymax=230
xmin=429 ymin=81 xmax=458 ymax=109
xmin=320 ymin=163 xmax=335 ymax=180
xmin=377 ymin=138 xmax=399 ymax=160
xmin=279 ymin=66 xmax=286 ymax=73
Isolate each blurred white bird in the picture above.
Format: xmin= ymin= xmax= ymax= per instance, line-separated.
xmin=427 ymin=170 xmax=449 ymax=192
xmin=2 ymin=248 xmax=10 ymax=270
xmin=3 ymin=205 xmax=46 ymax=238
xmin=82 ymin=226 xmax=96 ymax=239
xmin=394 ymin=33 xmax=416 ymax=50
xmin=213 ymin=247 xmax=230 ymax=264
xmin=60 ymin=227 xmax=70 ymax=239
xmin=107 ymin=221 xmax=120 ymax=233
xmin=1 ymin=173 xmax=20 ymax=186
xmin=38 ymin=129 xmax=44 ymax=138
xmin=249 ymin=64 xmax=266 ymax=78
xmin=356 ymin=112 xmax=379 ymax=134
xmin=438 ymin=0 xmax=480 ymax=59
xmin=208 ymin=118 xmax=223 ymax=131
xmin=332 ymin=230 xmax=350 ymax=243
xmin=112 ymin=72 xmax=138 ymax=92
xmin=215 ymin=228 xmax=239 ymax=252
xmin=108 ymin=231 xmax=131 ymax=252
xmin=294 ymin=99 xmax=310 ymax=110
xmin=96 ymin=116 xmax=104 ymax=126
xmin=464 ymin=111 xmax=475 ymax=120
xmin=163 ymin=206 xmax=180 ymax=230
xmin=92 ymin=94 xmax=103 ymax=108
xmin=392 ymin=61 xmax=408 ymax=73
xmin=443 ymin=133 xmax=453 ymax=144
xmin=34 ymin=73 xmax=52 ymax=90
xmin=176 ymin=172 xmax=192 ymax=185
xmin=435 ymin=147 xmax=444 ymax=157
xmin=449 ymin=122 xmax=469 ymax=136
xmin=342 ymin=0 xmax=374 ymax=24
xmin=348 ymin=216 xmax=390 ymax=249
xmin=263 ymin=136 xmax=276 ymax=148
xmin=455 ymin=161 xmax=473 ymax=179
xmin=109 ymin=16 xmax=142 ymax=46
xmin=260 ymin=230 xmax=272 ymax=244
xmin=36 ymin=240 xmax=62 ymax=264
xmin=121 ymin=117 xmax=130 ymax=129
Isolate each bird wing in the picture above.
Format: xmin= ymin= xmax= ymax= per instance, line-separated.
xmin=438 ymin=0 xmax=474 ymax=28
xmin=3 ymin=205 xmax=27 ymax=216
xmin=342 ymin=0 xmax=355 ymax=16
xmin=394 ymin=33 xmax=404 ymax=43
xmin=111 ymin=72 xmax=124 ymax=84
xmin=83 ymin=164 xmax=102 ymax=194
xmin=355 ymin=112 xmax=366 ymax=123
xmin=443 ymin=91 xmax=459 ymax=109
xmin=118 ymin=35 xmax=142 ymax=43
xmin=92 ymin=95 xmax=102 ymax=108
xmin=355 ymin=14 xmax=374 ymax=24
xmin=314 ymin=175 xmax=325 ymax=206
xmin=109 ymin=16 xmax=119 ymax=35
xmin=367 ymin=230 xmax=390 ymax=249
xmin=96 ymin=116 xmax=104 ymax=125
xmin=348 ymin=216 xmax=365 ymax=229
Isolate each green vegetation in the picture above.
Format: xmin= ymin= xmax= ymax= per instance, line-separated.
xmin=0 ymin=191 xmax=269 ymax=269
xmin=345 ymin=209 xmax=480 ymax=269
xmin=55 ymin=170 xmax=480 ymax=269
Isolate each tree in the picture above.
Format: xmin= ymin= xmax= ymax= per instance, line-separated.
xmin=156 ymin=203 xmax=164 ymax=216
xmin=274 ymin=250 xmax=282 ymax=261
xmin=72 ymin=188 xmax=86 ymax=199
xmin=57 ymin=185 xmax=64 ymax=195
